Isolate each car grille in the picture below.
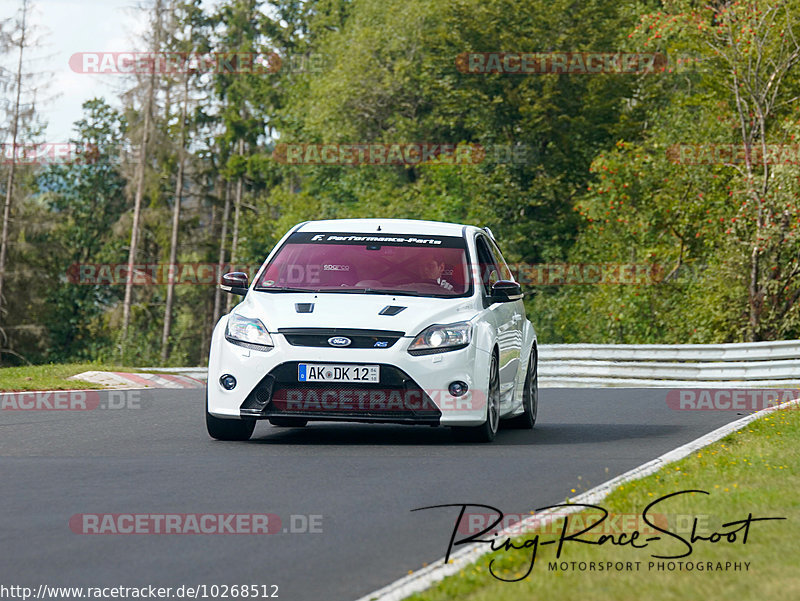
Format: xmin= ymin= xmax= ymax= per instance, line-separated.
xmin=278 ymin=328 xmax=405 ymax=349
xmin=240 ymin=362 xmax=440 ymax=424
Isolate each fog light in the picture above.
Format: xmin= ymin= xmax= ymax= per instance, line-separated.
xmin=448 ymin=381 xmax=468 ymax=397
xmin=220 ymin=374 xmax=237 ymax=390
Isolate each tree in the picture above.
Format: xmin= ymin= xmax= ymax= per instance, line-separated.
xmin=548 ymin=0 xmax=800 ymax=343
xmin=0 ymin=0 xmax=49 ymax=364
xmin=120 ymin=0 xmax=164 ymax=359
xmin=36 ymin=99 xmax=128 ymax=362
xmin=211 ymin=0 xmax=275 ymax=311
xmin=0 ymin=0 xmax=34 ymax=346
xmin=690 ymin=1 xmax=800 ymax=340
xmin=160 ymin=0 xmax=209 ymax=363
xmin=267 ymin=0 xmax=646 ymax=264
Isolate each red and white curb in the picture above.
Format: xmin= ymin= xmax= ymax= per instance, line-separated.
xmin=69 ymin=371 xmax=205 ymax=389
xmin=354 ymin=397 xmax=800 ymax=601
xmin=142 ymin=368 xmax=800 ymax=389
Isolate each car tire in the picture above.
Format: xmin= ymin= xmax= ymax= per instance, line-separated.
xmin=268 ymin=417 xmax=309 ymax=427
xmin=206 ymin=392 xmax=256 ymax=441
xmin=505 ymin=346 xmax=537 ymax=429
xmin=453 ymin=352 xmax=500 ymax=443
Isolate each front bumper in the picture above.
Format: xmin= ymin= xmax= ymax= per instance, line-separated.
xmin=207 ymin=318 xmax=490 ymax=426
xmin=240 ymin=361 xmax=442 ymax=424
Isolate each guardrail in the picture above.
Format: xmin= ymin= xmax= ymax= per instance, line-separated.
xmin=147 ymin=340 xmax=800 ymax=388
xmin=538 ymin=340 xmax=800 ymax=387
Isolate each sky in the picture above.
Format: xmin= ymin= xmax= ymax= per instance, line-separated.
xmin=1 ymin=0 xmax=152 ymax=142
xmin=2 ymin=0 xmax=284 ymax=144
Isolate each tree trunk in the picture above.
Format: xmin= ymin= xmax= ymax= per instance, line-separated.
xmin=121 ymin=0 xmax=162 ymax=360
xmin=160 ymin=69 xmax=190 ymax=364
xmin=226 ymin=138 xmax=245 ymax=313
xmin=213 ymin=180 xmax=231 ymax=323
xmin=0 ymin=0 xmax=28 ymax=332
xmin=748 ymin=243 xmax=761 ymax=342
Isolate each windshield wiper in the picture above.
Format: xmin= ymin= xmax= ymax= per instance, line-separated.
xmin=254 ymin=286 xmax=320 ymax=293
xmin=334 ymin=288 xmax=425 ymax=297
xmin=256 ymin=286 xmax=430 ymax=297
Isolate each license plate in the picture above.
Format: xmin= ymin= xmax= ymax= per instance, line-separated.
xmin=298 ymin=364 xmax=380 ymax=383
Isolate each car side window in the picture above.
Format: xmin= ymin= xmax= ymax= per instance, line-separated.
xmin=488 ymin=238 xmax=513 ymax=281
xmin=475 ymin=236 xmax=500 ymax=294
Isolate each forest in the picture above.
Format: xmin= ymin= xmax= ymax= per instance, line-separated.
xmin=1 ymin=0 xmax=800 ymax=366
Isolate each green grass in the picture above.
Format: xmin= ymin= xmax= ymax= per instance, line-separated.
xmin=0 ymin=363 xmax=141 ymax=391
xmin=407 ymin=408 xmax=800 ymax=601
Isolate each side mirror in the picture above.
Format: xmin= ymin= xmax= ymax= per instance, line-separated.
xmin=490 ymin=280 xmax=523 ymax=303
xmin=221 ymin=272 xmax=249 ymax=296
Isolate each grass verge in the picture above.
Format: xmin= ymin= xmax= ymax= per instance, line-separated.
xmin=406 ymin=407 xmax=800 ymax=601
xmin=0 ymin=363 xmax=140 ymax=391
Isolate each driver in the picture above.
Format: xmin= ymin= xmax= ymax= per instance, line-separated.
xmin=418 ymin=258 xmax=454 ymax=291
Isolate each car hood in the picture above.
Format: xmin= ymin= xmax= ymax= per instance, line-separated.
xmin=232 ymin=291 xmax=478 ymax=336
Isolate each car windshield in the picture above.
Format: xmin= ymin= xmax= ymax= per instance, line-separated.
xmin=255 ymin=232 xmax=472 ymax=297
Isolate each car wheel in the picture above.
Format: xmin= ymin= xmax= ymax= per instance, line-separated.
xmin=453 ymin=352 xmax=500 ymax=443
xmin=505 ymin=346 xmax=537 ymax=429
xmin=206 ymin=392 xmax=256 ymax=441
xmin=268 ymin=417 xmax=309 ymax=427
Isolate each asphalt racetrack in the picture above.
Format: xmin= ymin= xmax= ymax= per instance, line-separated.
xmin=0 ymin=388 xmax=748 ymax=600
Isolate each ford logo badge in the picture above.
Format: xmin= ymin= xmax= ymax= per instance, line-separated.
xmin=328 ymin=336 xmax=351 ymax=347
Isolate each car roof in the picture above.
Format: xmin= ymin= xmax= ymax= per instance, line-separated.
xmin=295 ymin=218 xmax=480 ymax=237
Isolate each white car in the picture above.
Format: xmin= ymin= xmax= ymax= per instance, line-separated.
xmin=206 ymin=218 xmax=538 ymax=442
